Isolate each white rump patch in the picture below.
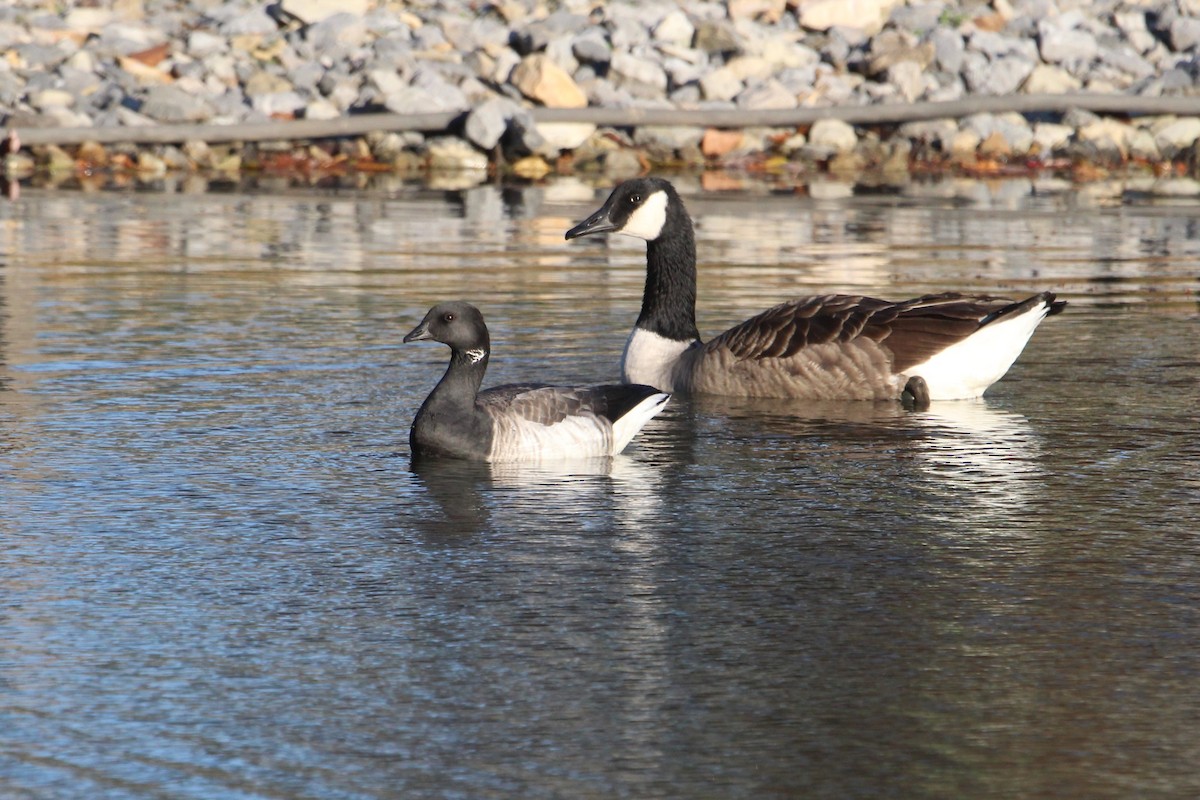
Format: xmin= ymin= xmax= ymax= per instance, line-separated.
xmin=621 ymin=327 xmax=694 ymax=391
xmin=906 ymin=301 xmax=1052 ymax=400
xmin=620 ymin=190 xmax=669 ymax=241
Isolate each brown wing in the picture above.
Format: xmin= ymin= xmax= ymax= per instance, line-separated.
xmin=706 ymin=292 xmax=1042 ymax=372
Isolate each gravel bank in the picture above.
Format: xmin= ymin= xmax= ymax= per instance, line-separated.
xmin=4 ymin=0 xmax=1200 ymax=187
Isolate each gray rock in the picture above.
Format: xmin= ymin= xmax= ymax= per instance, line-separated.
xmin=573 ymin=33 xmax=611 ymax=65
xmin=931 ymin=28 xmax=964 ymax=73
xmin=633 ymin=125 xmax=704 ymax=150
xmin=1155 ymin=118 xmax=1200 ymax=157
xmin=888 ymin=60 xmax=926 ymax=102
xmin=308 ymin=13 xmax=370 ymax=52
xmin=1171 ymin=17 xmax=1200 ymax=51
xmin=12 ymin=43 xmax=70 ymax=70
xmin=610 ymin=51 xmax=668 ymax=96
xmin=1115 ymin=11 xmax=1157 ymax=54
xmin=545 ymin=35 xmax=579 ymax=74
xmin=1098 ymin=44 xmax=1156 ymax=81
xmin=464 ymin=97 xmax=520 ymax=149
xmin=381 ymin=85 xmax=439 ymax=115
xmin=700 ymin=67 xmax=744 ymax=102
xmin=964 ymin=54 xmax=1036 ymax=95
xmin=969 ymin=31 xmax=1038 ymax=61
xmin=187 ymin=30 xmax=226 ymax=58
xmin=889 ymin=2 xmax=947 ymax=33
xmin=736 ymin=79 xmax=797 ymax=109
xmin=693 ymin=19 xmax=740 ymax=54
xmin=289 ymin=61 xmax=326 ymax=92
xmin=1062 ymin=108 xmax=1102 ymax=129
xmin=927 ymin=73 xmax=965 ymax=102
xmin=1039 ymin=26 xmax=1099 ymax=66
xmin=898 ymin=118 xmax=960 ymax=150
xmin=218 ymin=9 xmax=278 ymax=37
xmin=140 ymin=84 xmax=215 ymax=122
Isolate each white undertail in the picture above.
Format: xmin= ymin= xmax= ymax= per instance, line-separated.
xmin=906 ymin=301 xmax=1053 ymax=400
xmin=610 ymin=392 xmax=671 ymax=453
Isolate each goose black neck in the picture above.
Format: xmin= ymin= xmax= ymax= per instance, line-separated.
xmin=425 ymin=349 xmax=489 ymax=413
xmin=639 ymin=218 xmax=701 ymax=343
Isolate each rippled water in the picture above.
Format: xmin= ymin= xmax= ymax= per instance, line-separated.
xmin=2 ymin=176 xmax=1198 ymax=799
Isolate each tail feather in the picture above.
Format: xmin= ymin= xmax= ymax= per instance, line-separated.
xmin=609 ymin=390 xmax=670 ymax=454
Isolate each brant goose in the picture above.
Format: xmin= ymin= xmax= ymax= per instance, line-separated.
xmin=566 ymin=177 xmax=1065 ymax=404
xmin=404 ymin=302 xmax=669 ymax=461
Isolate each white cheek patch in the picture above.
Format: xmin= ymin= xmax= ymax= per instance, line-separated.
xmin=620 ymin=190 xmax=668 ymax=241
xmin=465 ymin=348 xmax=486 ymax=364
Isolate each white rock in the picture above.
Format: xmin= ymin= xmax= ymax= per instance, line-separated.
xmin=808 ymin=118 xmax=857 ymax=153
xmin=31 ymin=89 xmax=75 ymax=110
xmin=281 ymin=0 xmax=372 ymax=25
xmin=699 ymin=66 xmax=743 ymax=101
xmin=736 ymin=79 xmax=796 ymax=110
xmin=1152 ymin=178 xmax=1200 ymax=196
xmin=1032 ymin=122 xmax=1074 ymax=154
xmin=535 ymin=121 xmax=597 ymax=151
xmin=427 ymin=137 xmax=489 ymax=171
xmin=1154 ymin=118 xmax=1200 ymax=156
xmin=798 ymin=0 xmax=902 ymax=35
xmin=304 ymin=98 xmax=342 ymax=120
xmin=887 ymin=61 xmax=925 ymax=102
xmin=1023 ymin=64 xmax=1081 ymax=94
xmin=653 ymin=10 xmax=694 ymax=46
xmin=1129 ymin=128 xmax=1159 ymax=160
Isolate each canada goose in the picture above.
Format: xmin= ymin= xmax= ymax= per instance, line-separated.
xmin=566 ymin=177 xmax=1065 ymax=403
xmin=404 ymin=301 xmax=669 ymax=461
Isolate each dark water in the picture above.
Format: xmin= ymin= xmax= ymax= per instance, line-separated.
xmin=2 ymin=176 xmax=1198 ymax=799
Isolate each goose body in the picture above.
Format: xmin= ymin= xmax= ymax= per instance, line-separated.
xmin=566 ymin=178 xmax=1065 ymax=402
xmin=404 ymin=302 xmax=669 ymax=461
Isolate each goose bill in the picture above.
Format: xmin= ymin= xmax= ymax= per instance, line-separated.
xmin=565 ymin=206 xmax=617 ymax=239
xmin=403 ymin=321 xmax=433 ymax=343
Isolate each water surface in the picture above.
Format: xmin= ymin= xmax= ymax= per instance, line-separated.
xmin=1 ymin=176 xmax=1198 ymax=799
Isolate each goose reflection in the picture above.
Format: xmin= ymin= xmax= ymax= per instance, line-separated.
xmin=409 ymin=452 xmax=667 ymax=537
xmin=909 ymin=400 xmax=1044 ymax=519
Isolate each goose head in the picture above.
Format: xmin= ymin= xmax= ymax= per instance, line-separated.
xmin=404 ymin=301 xmax=490 ymax=362
xmin=565 ymin=178 xmax=686 ymax=243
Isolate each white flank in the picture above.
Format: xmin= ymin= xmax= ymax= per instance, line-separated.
xmin=906 ymin=301 xmax=1052 ymax=400
xmin=621 ymin=327 xmax=694 ymax=391
xmin=489 ymin=392 xmax=668 ymax=461
xmin=610 ymin=392 xmax=670 ymax=454
xmin=620 ymin=190 xmax=668 ymax=240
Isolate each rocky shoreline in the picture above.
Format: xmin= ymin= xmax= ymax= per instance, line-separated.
xmin=4 ymin=0 xmax=1200 ymax=189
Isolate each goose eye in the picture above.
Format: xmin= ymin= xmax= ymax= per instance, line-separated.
xmin=443 ymin=312 xmax=455 ymax=322
xmin=629 ymin=194 xmax=641 ymax=204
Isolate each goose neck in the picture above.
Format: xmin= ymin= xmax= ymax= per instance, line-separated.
xmin=640 ymin=229 xmax=700 ymax=343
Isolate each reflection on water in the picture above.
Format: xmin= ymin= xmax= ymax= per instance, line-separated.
xmin=1 ymin=179 xmax=1199 ymax=799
